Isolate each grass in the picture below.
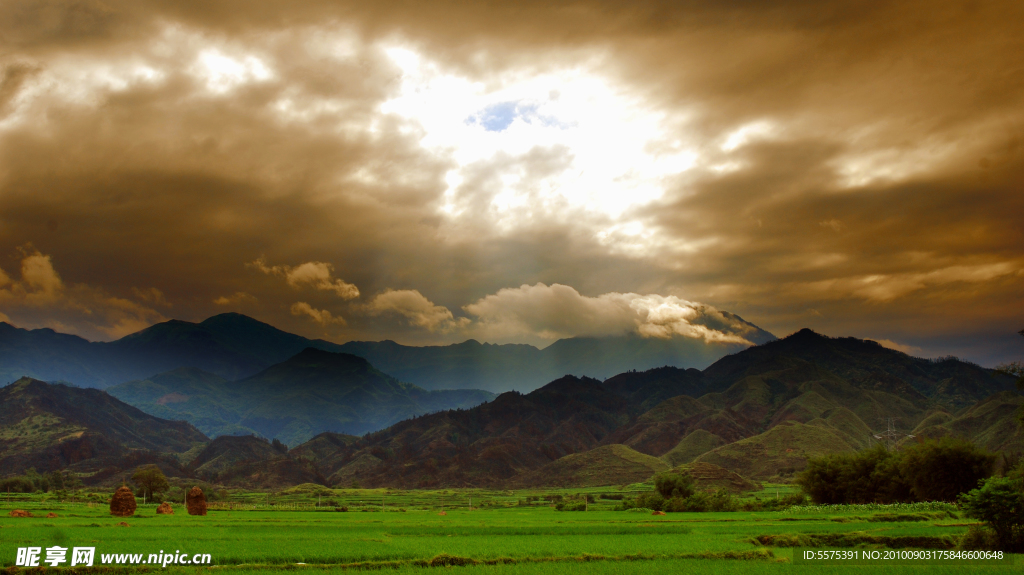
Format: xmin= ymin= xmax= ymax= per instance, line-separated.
xmin=0 ymin=489 xmax=1015 ymax=573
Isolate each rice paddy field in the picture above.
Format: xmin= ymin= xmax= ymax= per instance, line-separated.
xmin=1 ymin=486 xmax=1016 ymax=574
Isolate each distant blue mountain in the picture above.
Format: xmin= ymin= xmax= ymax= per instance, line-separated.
xmin=0 ymin=312 xmax=775 ymax=392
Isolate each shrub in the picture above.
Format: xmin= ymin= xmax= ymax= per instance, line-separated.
xmin=616 ymin=492 xmax=665 ymax=511
xmin=0 ymin=477 xmax=35 ymax=493
xmin=554 ymin=500 xmax=587 ymax=511
xmin=957 ymin=526 xmax=1000 ymax=551
xmin=665 ymin=489 xmax=737 ymax=512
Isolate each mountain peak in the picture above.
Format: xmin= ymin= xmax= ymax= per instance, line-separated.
xmin=200 ymin=312 xmax=272 ymax=328
xmin=236 ymin=347 xmax=377 ymax=384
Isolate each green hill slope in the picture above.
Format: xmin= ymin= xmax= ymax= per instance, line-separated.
xmin=694 ymin=420 xmax=862 ymax=480
xmin=510 ymin=444 xmax=669 ymax=488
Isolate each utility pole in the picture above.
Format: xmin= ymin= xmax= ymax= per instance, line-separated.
xmin=873 ymin=418 xmax=914 ymax=451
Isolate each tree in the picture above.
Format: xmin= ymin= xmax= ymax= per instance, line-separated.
xmin=798 ymin=439 xmax=995 ymax=504
xmin=131 ymin=465 xmax=170 ymax=501
xmin=654 ymin=472 xmax=695 ymax=500
xmin=797 ymin=446 xmax=912 ymax=504
xmin=960 ymin=471 xmax=1024 ymax=552
xmin=899 ymin=437 xmax=996 ymax=502
xmin=46 ymin=470 xmax=65 ymax=491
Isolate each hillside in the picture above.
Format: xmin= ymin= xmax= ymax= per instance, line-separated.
xmin=666 ymin=462 xmax=762 ymax=493
xmin=0 ymin=377 xmax=208 ymax=477
xmin=911 ymin=391 xmax=1024 ymax=453
xmin=602 ymin=331 xmax=1017 ymax=469
xmin=510 ymin=444 xmax=669 ymax=488
xmin=109 ymin=349 xmax=496 ymax=446
xmin=104 ymin=367 xmax=257 ymax=438
xmin=290 ymin=375 xmax=637 ymax=488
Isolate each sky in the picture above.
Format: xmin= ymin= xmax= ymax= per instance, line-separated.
xmin=0 ymin=0 xmax=1021 ymax=366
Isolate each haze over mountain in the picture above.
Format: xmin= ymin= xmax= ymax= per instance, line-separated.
xmin=338 ymin=324 xmax=774 ymax=392
xmin=107 ymin=348 xmax=496 ymax=446
xmin=1 ymin=312 xmax=775 ymax=393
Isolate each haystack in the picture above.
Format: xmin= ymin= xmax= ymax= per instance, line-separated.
xmin=110 ymin=486 xmax=137 ymax=517
xmin=186 ymin=486 xmax=207 ymax=516
xmin=156 ymin=502 xmax=174 ymax=515
xmin=9 ymin=509 xmax=32 ymax=518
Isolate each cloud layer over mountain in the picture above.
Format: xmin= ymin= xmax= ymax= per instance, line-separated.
xmin=0 ymin=0 xmax=1021 ymax=362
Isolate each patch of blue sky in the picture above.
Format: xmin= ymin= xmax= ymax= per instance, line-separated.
xmin=466 ymin=101 xmax=573 ymax=132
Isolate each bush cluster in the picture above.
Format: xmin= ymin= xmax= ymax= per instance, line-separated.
xmin=797 ymin=438 xmax=996 ymax=504
xmin=0 ymin=469 xmax=82 ymax=494
xmin=616 ymin=472 xmax=739 ymax=512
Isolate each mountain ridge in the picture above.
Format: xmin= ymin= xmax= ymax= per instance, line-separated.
xmin=1 ymin=312 xmax=775 ymax=393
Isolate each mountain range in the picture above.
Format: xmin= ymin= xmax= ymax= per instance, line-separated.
xmin=0 ymin=312 xmax=774 ymax=393
xmin=1 ymin=328 xmax=1019 ymax=490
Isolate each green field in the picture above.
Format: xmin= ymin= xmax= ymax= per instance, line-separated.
xmin=1 ymin=488 xmax=1015 ymax=574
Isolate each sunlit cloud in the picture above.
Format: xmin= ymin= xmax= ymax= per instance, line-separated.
xmin=463 ymin=283 xmax=759 ymax=344
xmin=380 ymin=46 xmax=698 ymax=251
xmin=721 ymin=120 xmax=776 ymax=152
xmin=366 ymin=289 xmax=468 ymax=333
xmin=193 ymin=49 xmax=273 ymax=95
xmin=290 ymin=301 xmax=346 ymax=326
xmin=249 ymin=258 xmax=359 ymax=299
xmin=798 ymin=262 xmax=1021 ymax=302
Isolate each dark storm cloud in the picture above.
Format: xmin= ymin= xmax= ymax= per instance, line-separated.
xmin=0 ymin=0 xmax=1020 ymax=363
